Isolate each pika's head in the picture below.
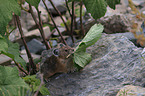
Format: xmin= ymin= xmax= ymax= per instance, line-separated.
xmin=53 ymin=43 xmax=74 ymax=59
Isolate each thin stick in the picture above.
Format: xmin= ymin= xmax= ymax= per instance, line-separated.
xmin=49 ymin=0 xmax=70 ymax=33
xmin=65 ymin=0 xmax=72 ymax=16
xmin=14 ymin=15 xmax=36 ymax=74
xmin=80 ymin=1 xmax=85 ymax=36
xmin=29 ymin=4 xmax=51 ymax=50
xmin=70 ymin=1 xmax=75 ymax=43
xmin=14 ymin=60 xmax=28 ymax=75
xmin=42 ymin=0 xmax=67 ymax=45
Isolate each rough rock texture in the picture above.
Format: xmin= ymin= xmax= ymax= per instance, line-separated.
xmin=116 ymin=85 xmax=145 ymax=96
xmin=98 ymin=14 xmax=131 ymax=34
xmin=46 ymin=34 xmax=145 ymax=96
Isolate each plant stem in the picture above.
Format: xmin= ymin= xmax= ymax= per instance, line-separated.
xmin=14 ymin=15 xmax=36 ymax=74
xmin=29 ymin=4 xmax=51 ymax=50
xmin=49 ymin=0 xmax=70 ymax=33
xmin=70 ymin=1 xmax=75 ymax=43
xmin=80 ymin=0 xmax=85 ymax=36
xmin=65 ymin=0 xmax=72 ymax=16
xmin=42 ymin=0 xmax=67 ymax=45
xmin=14 ymin=60 xmax=28 ymax=75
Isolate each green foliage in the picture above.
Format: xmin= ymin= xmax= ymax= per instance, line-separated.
xmin=74 ymin=24 xmax=104 ymax=67
xmin=0 ymin=35 xmax=8 ymax=53
xmin=106 ymin=0 xmax=121 ymax=9
xmin=0 ymin=35 xmax=26 ymax=69
xmin=83 ymin=0 xmax=107 ymax=19
xmin=0 ymin=66 xmax=30 ymax=96
xmin=23 ymin=75 xmax=50 ymax=95
xmin=25 ymin=0 xmax=40 ymax=8
xmin=68 ymin=0 xmax=120 ymax=19
xmin=0 ymin=0 xmax=21 ymax=36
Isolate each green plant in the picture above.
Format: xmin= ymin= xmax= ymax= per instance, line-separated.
xmin=23 ymin=75 xmax=50 ymax=96
xmin=74 ymin=24 xmax=103 ymax=67
xmin=0 ymin=0 xmax=120 ymax=95
xmin=0 ymin=66 xmax=30 ymax=96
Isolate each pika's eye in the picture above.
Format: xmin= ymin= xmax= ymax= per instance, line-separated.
xmin=53 ymin=49 xmax=59 ymax=56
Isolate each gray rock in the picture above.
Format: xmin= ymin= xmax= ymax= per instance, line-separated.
xmin=20 ymin=50 xmax=41 ymax=63
xmin=46 ymin=34 xmax=145 ymax=96
xmin=0 ymin=55 xmax=12 ymax=66
xmin=116 ymin=85 xmax=145 ymax=96
xmin=109 ymin=32 xmax=139 ymax=47
xmin=21 ymin=39 xmax=46 ymax=54
xmin=98 ymin=14 xmax=131 ymax=33
xmin=40 ymin=0 xmax=65 ymax=9
xmin=49 ymin=5 xmax=67 ymax=16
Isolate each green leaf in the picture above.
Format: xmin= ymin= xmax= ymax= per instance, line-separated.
xmin=76 ymin=24 xmax=104 ymax=51
xmin=0 ymin=66 xmax=30 ymax=96
xmin=1 ymin=37 xmax=26 ymax=69
xmin=83 ymin=0 xmax=107 ymax=19
xmin=23 ymin=75 xmax=50 ymax=95
xmin=26 ymin=0 xmax=40 ymax=8
xmin=40 ymin=85 xmax=50 ymax=95
xmin=74 ymin=24 xmax=103 ymax=67
xmin=0 ymin=0 xmax=21 ymax=35
xmin=106 ymin=0 xmax=120 ymax=9
xmin=0 ymin=35 xmax=8 ymax=53
xmin=74 ymin=52 xmax=91 ymax=67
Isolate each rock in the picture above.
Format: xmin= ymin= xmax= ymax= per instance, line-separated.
xmin=21 ymin=50 xmax=41 ymax=63
xmin=9 ymin=28 xmax=28 ymax=42
xmin=20 ymin=3 xmax=48 ymax=30
xmin=50 ymin=16 xmax=67 ymax=26
xmin=45 ymin=34 xmax=145 ymax=96
xmin=49 ymin=40 xmax=58 ymax=47
xmin=21 ymin=39 xmax=46 ymax=54
xmin=116 ymin=85 xmax=145 ymax=96
xmin=53 ymin=27 xmax=66 ymax=36
xmin=25 ymin=26 xmax=50 ymax=38
xmin=14 ymin=26 xmax=50 ymax=46
xmin=110 ymin=32 xmax=140 ymax=47
xmin=40 ymin=0 xmax=65 ymax=9
xmin=98 ymin=14 xmax=131 ymax=33
xmin=49 ymin=5 xmax=67 ymax=16
xmin=132 ymin=0 xmax=145 ymax=6
xmin=0 ymin=55 xmax=12 ymax=66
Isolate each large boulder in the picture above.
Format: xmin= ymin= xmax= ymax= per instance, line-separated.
xmin=46 ymin=34 xmax=145 ymax=96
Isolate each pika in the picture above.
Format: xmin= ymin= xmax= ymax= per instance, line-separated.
xmin=40 ymin=43 xmax=75 ymax=80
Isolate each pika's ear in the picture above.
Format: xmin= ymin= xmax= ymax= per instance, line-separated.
xmin=58 ymin=43 xmax=65 ymax=48
xmin=53 ymin=48 xmax=59 ymax=56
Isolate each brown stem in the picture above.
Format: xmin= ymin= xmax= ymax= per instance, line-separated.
xmin=49 ymin=0 xmax=70 ymax=33
xmin=42 ymin=0 xmax=67 ymax=45
xmin=80 ymin=1 xmax=85 ymax=36
xmin=65 ymin=0 xmax=72 ymax=17
xmin=14 ymin=15 xmax=36 ymax=74
xmin=70 ymin=1 xmax=75 ymax=43
xmin=29 ymin=4 xmax=51 ymax=50
xmin=14 ymin=61 xmax=28 ymax=75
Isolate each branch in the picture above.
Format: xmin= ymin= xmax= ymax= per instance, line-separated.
xmin=70 ymin=1 xmax=75 ymax=43
xmin=14 ymin=60 xmax=28 ymax=75
xmin=42 ymin=0 xmax=67 ymax=45
xmin=49 ymin=0 xmax=70 ymax=33
xmin=14 ymin=15 xmax=36 ymax=74
xmin=65 ymin=0 xmax=72 ymax=16
xmin=80 ymin=1 xmax=85 ymax=37
xmin=29 ymin=4 xmax=51 ymax=50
